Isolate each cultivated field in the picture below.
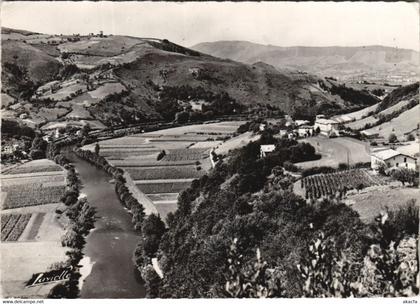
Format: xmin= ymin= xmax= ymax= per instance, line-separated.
xmin=1 ymin=161 xmax=66 ymax=210
xmin=125 ymin=165 xmax=204 ymax=180
xmin=1 ymin=160 xmax=69 ymax=298
xmin=344 ymin=99 xmax=413 ymax=130
xmin=81 ymin=121 xmax=248 ymax=220
xmin=163 ymin=148 xmax=209 ymax=161
xmin=2 ymin=159 xmax=63 ymax=175
xmin=332 ymin=102 xmax=379 ymax=123
xmin=296 ymin=136 xmax=371 ymax=168
xmin=2 ymin=184 xmax=66 ymax=210
xmin=295 ymin=169 xmax=387 ymax=200
xmin=136 ymin=180 xmax=193 ymax=194
xmin=1 ymin=213 xmax=32 ymax=242
xmin=87 ymin=82 xmax=126 ymax=100
xmin=362 ymin=104 xmax=419 ymax=139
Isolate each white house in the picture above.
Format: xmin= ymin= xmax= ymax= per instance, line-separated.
xmin=295 ymin=120 xmax=310 ymax=127
xmin=189 ymin=100 xmax=209 ymax=112
xmin=297 ymin=125 xmax=314 ymax=138
xmin=371 ymin=149 xmax=417 ymax=171
xmin=260 ymin=144 xmax=276 ymax=158
xmin=314 ymin=118 xmax=340 ymax=137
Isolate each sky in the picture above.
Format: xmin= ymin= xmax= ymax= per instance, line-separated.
xmin=1 ymin=1 xmax=419 ymax=51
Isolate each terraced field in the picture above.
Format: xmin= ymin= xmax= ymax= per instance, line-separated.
xmin=81 ymin=121 xmax=248 ymax=221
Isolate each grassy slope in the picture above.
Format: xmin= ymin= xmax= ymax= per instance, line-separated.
xmin=363 ymin=104 xmax=419 ymax=138
xmin=2 ymin=40 xmax=61 ymax=86
xmin=296 ymin=136 xmax=370 ymax=168
xmin=2 ymin=28 xmax=385 ymax=128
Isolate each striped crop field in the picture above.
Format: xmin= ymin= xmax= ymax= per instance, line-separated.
xmin=1 ymin=213 xmax=32 ymax=242
xmin=126 ymin=165 xmax=204 ymax=180
xmin=2 ymin=184 xmax=66 ymax=210
xmin=136 ymin=181 xmax=192 ymax=194
xmin=163 ymin=148 xmax=209 ymax=161
xmin=299 ymin=169 xmax=387 ymax=200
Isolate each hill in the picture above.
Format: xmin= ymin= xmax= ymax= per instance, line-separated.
xmin=336 ymin=82 xmax=419 ymax=139
xmin=192 ymin=41 xmax=419 ymax=83
xmin=2 ymin=28 xmax=378 ymax=129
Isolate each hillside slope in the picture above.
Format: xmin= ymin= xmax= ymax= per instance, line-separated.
xmin=2 ymin=28 xmax=377 ymax=128
xmin=192 ymin=41 xmax=419 ymax=82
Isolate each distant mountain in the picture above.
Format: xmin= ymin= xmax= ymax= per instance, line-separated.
xmin=191 ymin=41 xmax=419 ymax=82
xmin=2 ymin=28 xmax=379 ymax=128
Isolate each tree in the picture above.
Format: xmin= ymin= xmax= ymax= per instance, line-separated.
xmin=94 ymin=143 xmax=100 ymax=155
xmin=142 ymin=214 xmax=166 ymax=258
xmin=175 ymin=111 xmax=189 ymax=124
xmin=81 ymin=124 xmax=91 ymax=137
xmin=406 ymin=134 xmax=415 ymax=141
xmin=30 ymin=134 xmax=47 ymax=159
xmin=388 ymin=133 xmax=397 ymax=143
xmin=224 ymin=238 xmax=284 ymax=298
xmin=391 ymin=168 xmax=417 ymax=186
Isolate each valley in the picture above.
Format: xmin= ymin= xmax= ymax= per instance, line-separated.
xmin=1 ymin=18 xmax=419 ymax=300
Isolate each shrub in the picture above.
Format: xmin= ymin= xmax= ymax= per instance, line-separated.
xmin=156 ymin=150 xmax=166 ymax=161
xmin=283 ymin=161 xmax=298 ymax=172
xmin=406 ymin=134 xmax=415 ymax=141
xmin=388 ymin=133 xmax=398 ymax=143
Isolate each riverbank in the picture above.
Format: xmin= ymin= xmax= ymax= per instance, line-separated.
xmin=64 ymin=149 xmax=146 ymax=298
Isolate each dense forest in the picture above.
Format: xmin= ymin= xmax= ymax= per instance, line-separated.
xmin=133 ymin=131 xmax=418 ymax=298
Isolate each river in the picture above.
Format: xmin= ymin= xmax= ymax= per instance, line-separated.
xmin=64 ymin=149 xmax=146 ymax=298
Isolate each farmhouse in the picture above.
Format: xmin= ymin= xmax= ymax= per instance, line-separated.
xmin=361 ymin=130 xmax=380 ymax=139
xmin=260 ymin=144 xmax=276 ymax=158
xmin=370 ymin=149 xmax=417 ymax=171
xmin=314 ymin=118 xmax=340 ymax=137
xmin=189 ymin=100 xmax=209 ymax=112
xmin=297 ymin=125 xmax=314 ymax=138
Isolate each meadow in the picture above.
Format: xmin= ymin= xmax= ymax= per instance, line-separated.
xmin=2 ymin=159 xmax=63 ymax=175
xmin=296 ymin=136 xmax=370 ymax=168
xmin=345 ymin=185 xmax=420 ymax=222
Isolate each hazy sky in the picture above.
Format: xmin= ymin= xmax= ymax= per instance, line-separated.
xmin=2 ymin=1 xmax=419 ymax=50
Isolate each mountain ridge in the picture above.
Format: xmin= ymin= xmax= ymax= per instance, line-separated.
xmin=192 ymin=41 xmax=419 ymax=82
xmin=2 ymin=27 xmax=379 ymax=129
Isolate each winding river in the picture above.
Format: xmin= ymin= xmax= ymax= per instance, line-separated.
xmin=64 ymin=149 xmax=146 ymax=298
